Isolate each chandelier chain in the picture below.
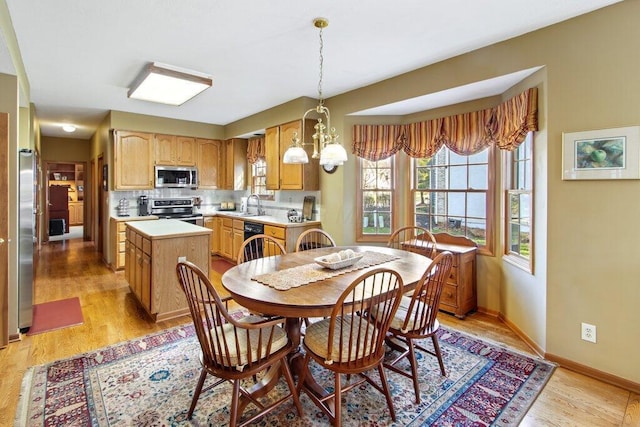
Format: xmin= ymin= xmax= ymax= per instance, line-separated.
xmin=318 ymin=25 xmax=324 ymax=105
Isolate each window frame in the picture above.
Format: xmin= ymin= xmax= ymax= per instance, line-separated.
xmin=356 ymin=156 xmax=396 ymax=243
xmin=250 ymin=159 xmax=274 ymax=201
xmin=410 ymin=145 xmax=496 ymax=255
xmin=503 ymin=132 xmax=534 ymax=273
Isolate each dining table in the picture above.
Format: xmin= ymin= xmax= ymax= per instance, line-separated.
xmin=221 ymin=245 xmax=432 ymax=411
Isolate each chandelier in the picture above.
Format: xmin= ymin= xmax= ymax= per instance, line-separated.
xmin=282 ymin=18 xmax=348 ymax=166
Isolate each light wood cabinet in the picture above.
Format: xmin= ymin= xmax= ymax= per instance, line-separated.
xmin=263 ymin=224 xmax=286 ymax=256
xmin=265 ymin=119 xmax=319 ymax=191
xmin=111 ymin=217 xmax=157 ymax=271
xmin=232 ymin=221 xmax=244 ymax=261
xmin=220 ymin=218 xmax=244 ymax=261
xmin=264 ymin=223 xmax=317 ymax=253
xmin=204 ymin=216 xmax=221 ymax=255
xmin=197 ymin=138 xmax=222 ymax=189
xmin=114 ymin=130 xmax=154 ymax=190
xmin=212 ymin=217 xmax=221 ymax=255
xmin=432 ymin=233 xmax=478 ymax=318
xmin=220 ymin=218 xmax=234 ymax=259
xmin=69 ymin=202 xmax=83 ymax=226
xmin=125 ymin=223 xmax=211 ymax=322
xmin=125 ymin=228 xmax=153 ymax=312
xmin=221 ymin=138 xmax=248 ymax=190
xmin=155 ymin=134 xmax=196 ymax=166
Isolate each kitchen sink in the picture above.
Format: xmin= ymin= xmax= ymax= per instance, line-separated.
xmin=219 ymin=211 xmax=261 ymax=218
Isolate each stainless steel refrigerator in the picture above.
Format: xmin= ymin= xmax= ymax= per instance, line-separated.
xmin=19 ymin=149 xmax=35 ymax=330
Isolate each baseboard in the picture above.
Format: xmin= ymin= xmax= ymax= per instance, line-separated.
xmin=545 ymin=353 xmax=640 ymax=394
xmin=496 ymin=312 xmax=545 ymax=358
xmin=478 ymin=306 xmax=640 ymax=393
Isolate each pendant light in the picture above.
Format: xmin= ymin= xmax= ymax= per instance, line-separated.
xmin=283 ymin=18 xmax=348 ymax=166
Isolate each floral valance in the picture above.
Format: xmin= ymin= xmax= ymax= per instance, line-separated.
xmin=247 ymin=136 xmax=265 ymax=164
xmin=352 ymin=87 xmax=538 ymax=160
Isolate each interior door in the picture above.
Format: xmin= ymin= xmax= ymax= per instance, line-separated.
xmin=49 ymin=185 xmax=70 ymax=233
xmin=0 ymin=113 xmax=8 ymax=348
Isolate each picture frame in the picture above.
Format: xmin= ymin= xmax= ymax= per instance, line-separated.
xmin=562 ymin=126 xmax=640 ymax=180
xmin=103 ymin=164 xmax=108 ymax=191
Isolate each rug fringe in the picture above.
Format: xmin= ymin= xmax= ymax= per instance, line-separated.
xmin=15 ymin=367 xmax=34 ymax=426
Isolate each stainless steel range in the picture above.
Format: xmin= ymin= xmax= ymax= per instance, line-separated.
xmin=149 ymin=198 xmax=203 ymax=226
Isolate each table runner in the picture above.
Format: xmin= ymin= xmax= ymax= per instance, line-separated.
xmin=251 ymin=251 xmax=400 ymax=290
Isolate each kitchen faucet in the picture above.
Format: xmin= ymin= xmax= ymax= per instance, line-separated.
xmin=247 ymin=194 xmax=265 ymax=215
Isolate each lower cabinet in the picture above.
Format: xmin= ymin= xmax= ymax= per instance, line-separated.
xmin=220 ymin=218 xmax=245 ymax=261
xmin=432 ymin=233 xmax=478 ymax=318
xmin=69 ymin=202 xmax=83 ymax=225
xmin=125 ymin=224 xmax=211 ymax=322
xmin=264 ymin=223 xmax=316 ymax=253
xmin=111 ymin=217 xmax=157 ymax=271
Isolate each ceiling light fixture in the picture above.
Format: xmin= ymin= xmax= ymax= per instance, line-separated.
xmin=127 ymin=62 xmax=212 ymax=106
xmin=62 ymin=124 xmax=76 ymax=133
xmin=283 ymin=18 xmax=348 ymax=167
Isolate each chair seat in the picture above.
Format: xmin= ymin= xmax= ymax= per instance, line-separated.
xmin=213 ymin=315 xmax=288 ymax=371
xmin=304 ymin=315 xmax=381 ymax=364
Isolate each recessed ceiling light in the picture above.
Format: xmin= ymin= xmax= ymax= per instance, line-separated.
xmin=128 ymin=62 xmax=213 ymax=106
xmin=62 ymin=124 xmax=76 ymax=133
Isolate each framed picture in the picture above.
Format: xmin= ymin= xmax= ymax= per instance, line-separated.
xmin=103 ymin=164 xmax=108 ymax=191
xmin=562 ymin=126 xmax=640 ymax=180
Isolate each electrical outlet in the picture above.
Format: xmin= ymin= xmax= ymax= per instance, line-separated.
xmin=581 ymin=322 xmax=596 ymax=343
xmin=178 ymin=256 xmax=187 ymax=263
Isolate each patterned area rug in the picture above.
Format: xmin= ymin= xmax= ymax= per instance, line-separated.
xmin=16 ymin=322 xmax=555 ymax=426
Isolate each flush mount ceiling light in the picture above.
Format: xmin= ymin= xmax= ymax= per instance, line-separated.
xmin=282 ymin=18 xmax=348 ymax=167
xmin=127 ymin=62 xmax=213 ymax=106
xmin=62 ymin=124 xmax=76 ymax=133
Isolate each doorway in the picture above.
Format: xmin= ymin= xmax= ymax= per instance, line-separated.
xmin=45 ymin=161 xmax=86 ymax=242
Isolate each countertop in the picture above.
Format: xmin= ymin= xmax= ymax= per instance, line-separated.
xmin=211 ymin=212 xmax=321 ymax=228
xmin=112 ymin=215 xmax=159 ymax=221
xmin=125 ymin=219 xmax=211 ymax=239
xmin=111 ymin=212 xmax=321 ymax=228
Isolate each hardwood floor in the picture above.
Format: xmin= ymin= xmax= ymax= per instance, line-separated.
xmin=1 ymin=239 xmax=638 ymax=426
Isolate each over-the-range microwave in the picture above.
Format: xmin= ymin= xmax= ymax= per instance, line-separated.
xmin=155 ymin=166 xmax=198 ymax=188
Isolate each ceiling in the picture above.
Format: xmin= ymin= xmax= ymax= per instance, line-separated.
xmin=1 ymin=0 xmax=621 ymax=140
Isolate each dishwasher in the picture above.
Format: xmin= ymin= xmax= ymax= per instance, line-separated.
xmin=243 ymin=221 xmax=264 ymax=259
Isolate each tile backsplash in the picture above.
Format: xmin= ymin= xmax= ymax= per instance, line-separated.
xmin=109 ymin=189 xmax=321 ymax=222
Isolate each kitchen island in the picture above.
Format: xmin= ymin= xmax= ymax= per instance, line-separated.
xmin=124 ymin=219 xmax=211 ymax=322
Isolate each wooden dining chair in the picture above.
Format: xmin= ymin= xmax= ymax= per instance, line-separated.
xmin=295 ymin=228 xmax=336 ymax=252
xmin=176 ymin=260 xmax=303 ymax=426
xmin=387 ymin=226 xmax=437 ymax=259
xmin=382 ymin=251 xmax=454 ymax=404
xmin=298 ymin=268 xmax=404 ymax=426
xmin=236 ymin=234 xmax=286 ymax=264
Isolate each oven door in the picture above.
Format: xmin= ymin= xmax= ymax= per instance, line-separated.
xmin=179 ymin=217 xmax=204 ymax=226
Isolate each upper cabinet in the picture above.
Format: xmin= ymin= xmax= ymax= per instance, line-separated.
xmin=114 ymin=130 xmax=154 ymax=190
xmin=265 ymin=119 xmax=319 ymax=191
xmin=155 ymin=134 xmax=196 ymax=166
xmin=221 ymin=138 xmax=248 ymax=191
xmin=197 ymin=138 xmax=222 ymax=189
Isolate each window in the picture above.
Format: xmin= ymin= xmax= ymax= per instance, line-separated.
xmin=412 ymin=145 xmax=494 ymax=253
xmin=357 ymin=157 xmax=395 ymax=242
xmin=251 ymin=159 xmax=274 ymax=200
xmin=505 ymin=132 xmax=533 ymax=270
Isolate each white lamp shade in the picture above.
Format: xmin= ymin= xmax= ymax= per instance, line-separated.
xmin=282 ymin=145 xmax=309 ymax=164
xmin=319 ymin=143 xmax=348 ymax=166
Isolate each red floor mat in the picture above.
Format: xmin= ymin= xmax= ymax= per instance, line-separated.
xmin=211 ymin=259 xmax=235 ymax=275
xmin=27 ymin=297 xmax=84 ymax=335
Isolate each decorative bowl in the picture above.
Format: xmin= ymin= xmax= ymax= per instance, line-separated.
xmin=315 ymin=253 xmax=364 ymax=270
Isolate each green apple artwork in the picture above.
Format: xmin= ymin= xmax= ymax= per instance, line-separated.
xmin=576 ymin=137 xmax=624 ymax=169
